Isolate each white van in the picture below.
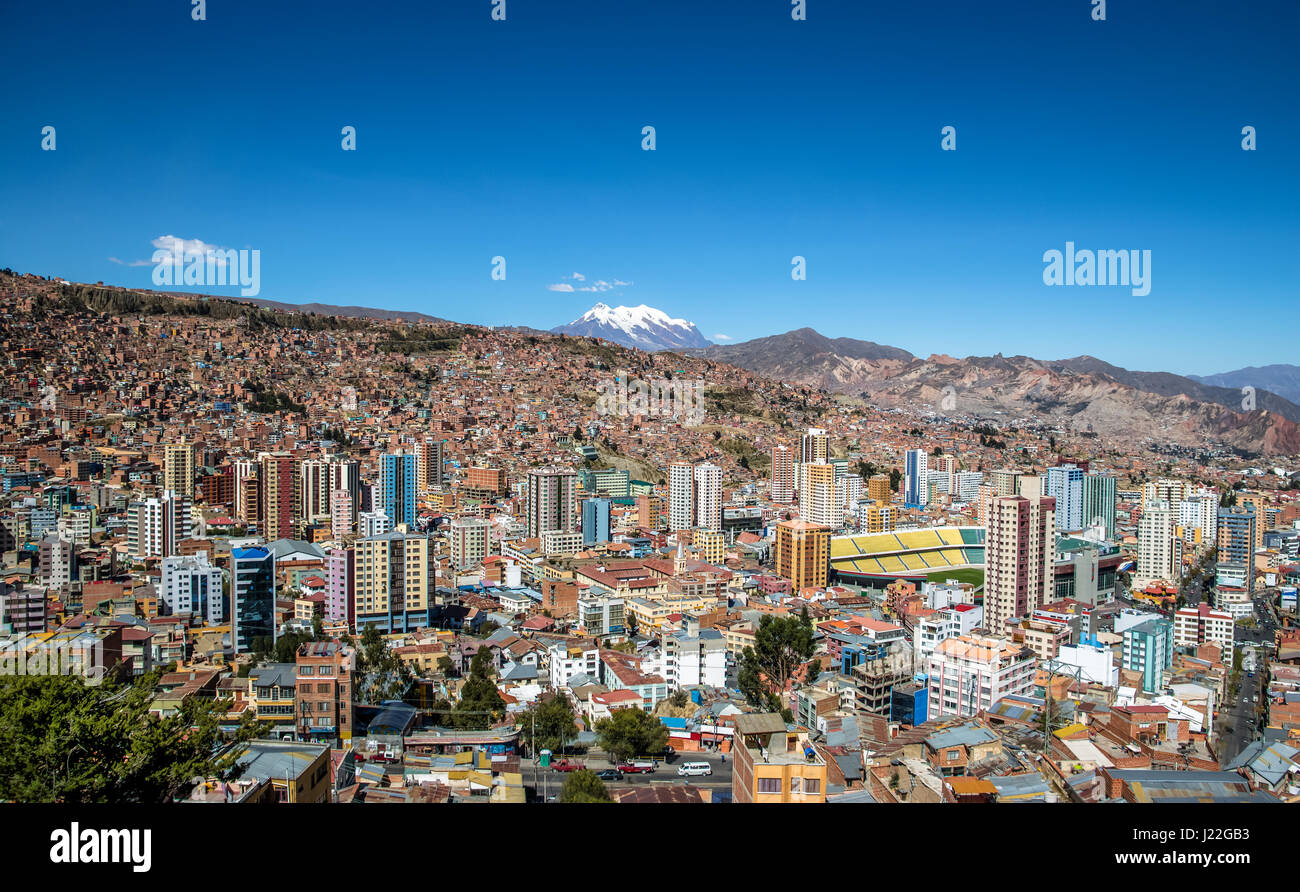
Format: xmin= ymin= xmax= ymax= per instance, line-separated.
xmin=678 ymin=761 xmax=712 ymax=777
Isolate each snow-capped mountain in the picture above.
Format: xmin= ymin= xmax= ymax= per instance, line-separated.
xmin=551 ymin=303 xmax=712 ymax=351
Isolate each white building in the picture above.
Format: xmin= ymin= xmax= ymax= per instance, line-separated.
xmin=1174 ymin=604 xmax=1234 ymax=655
xmin=643 ymin=628 xmax=727 ymax=690
xmin=1053 ymin=636 xmax=1118 ymax=686
xmin=359 ymin=510 xmax=392 ymax=538
xmin=669 ymin=462 xmax=695 ymax=532
xmin=161 ymin=553 xmax=224 ymax=622
xmin=915 ymin=604 xmax=984 ymax=664
xmin=1136 ymin=498 xmax=1178 ymax=587
xmin=450 ymin=516 xmax=491 ymax=569
xmin=548 ymin=640 xmax=600 ymax=690
xmin=927 ymin=635 xmax=1036 ymax=718
xmin=693 ymin=462 xmax=722 ymax=531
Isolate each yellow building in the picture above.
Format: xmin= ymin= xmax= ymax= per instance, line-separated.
xmin=163 ymin=441 xmax=196 ymax=497
xmin=732 ymin=713 xmax=827 ymax=803
xmin=861 ymin=504 xmax=896 ymax=534
xmin=775 ymin=519 xmax=829 ymax=591
xmin=694 ymin=528 xmax=725 ymax=565
xmin=354 ymin=530 xmax=435 ymax=630
xmin=867 ymin=474 xmax=892 ymax=505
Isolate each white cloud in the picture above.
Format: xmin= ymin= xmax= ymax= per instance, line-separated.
xmin=575 ymin=279 xmax=633 ymax=293
xmin=112 ymin=234 xmax=236 ymax=270
xmin=551 ymin=272 xmax=631 ymax=293
xmin=151 ymin=234 xmax=231 ymax=268
xmin=712 ymin=334 xmax=733 ymax=341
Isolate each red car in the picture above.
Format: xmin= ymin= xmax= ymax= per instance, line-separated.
xmin=617 ymin=762 xmax=656 ymax=774
xmin=550 ymin=759 xmax=586 ymax=773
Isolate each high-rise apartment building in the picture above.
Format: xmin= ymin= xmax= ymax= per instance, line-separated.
xmin=415 ymin=439 xmax=444 ymax=495
xmin=775 ymin=519 xmax=829 ymax=592
xmin=381 ymin=452 xmax=417 ymax=529
xmin=798 ymin=462 xmax=839 ymax=529
xmin=800 ymin=428 xmax=828 ymax=465
xmin=582 ymin=497 xmax=612 ymax=545
xmin=694 ymin=462 xmax=723 ymax=531
xmin=867 ymin=474 xmax=892 ymax=505
xmin=984 ymin=494 xmax=1056 ymax=632
xmin=232 ymin=458 xmax=257 ymax=520
xmin=231 ymin=546 xmax=276 ymax=654
xmin=693 ymin=528 xmax=725 ymax=565
xmin=904 ymin=449 xmax=928 ymax=509
xmin=160 ymin=553 xmax=223 ymax=622
xmin=771 ymin=445 xmax=795 ymax=504
xmin=451 ymin=516 xmax=491 ymax=569
xmin=637 ymin=494 xmax=662 ymax=531
xmin=330 ymin=489 xmax=354 ymax=540
xmin=1081 ymin=472 xmax=1118 ymax=539
xmin=668 ymin=461 xmax=695 ymax=532
xmin=325 ymin=546 xmax=355 ymax=626
xmin=527 ymin=466 xmax=578 ymax=539
xmin=259 ymin=452 xmax=299 ymax=542
xmin=299 ymin=458 xmax=332 ymax=522
xmin=1137 ymin=498 xmax=1178 ymax=586
xmin=1043 ymin=464 xmax=1084 ymax=531
xmin=163 ymin=442 xmax=196 ymax=499
xmin=354 ymin=530 xmax=436 ymax=633
xmin=127 ymin=492 xmax=193 ymax=558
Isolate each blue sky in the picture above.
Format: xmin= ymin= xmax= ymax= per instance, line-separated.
xmin=1 ymin=0 xmax=1296 ymax=375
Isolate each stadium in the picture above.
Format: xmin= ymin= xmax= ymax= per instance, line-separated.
xmin=829 ymin=526 xmax=986 ymax=590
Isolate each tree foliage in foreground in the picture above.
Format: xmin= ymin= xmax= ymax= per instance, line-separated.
xmin=0 ymin=671 xmax=264 ymax=803
xmin=560 ymin=768 xmax=612 ymax=803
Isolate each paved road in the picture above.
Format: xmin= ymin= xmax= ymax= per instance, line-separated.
xmin=1220 ymin=590 xmax=1277 ymax=762
xmin=519 ymin=749 xmax=733 ymax=800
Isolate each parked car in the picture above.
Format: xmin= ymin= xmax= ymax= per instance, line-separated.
xmin=551 ymin=759 xmax=586 ymax=773
xmin=677 ymin=761 xmax=712 ymax=777
xmin=596 ymin=769 xmax=624 ymax=781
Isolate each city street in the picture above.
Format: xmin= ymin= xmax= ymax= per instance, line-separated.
xmin=1220 ymin=590 xmax=1277 ymax=762
xmin=518 ymin=749 xmax=733 ymax=800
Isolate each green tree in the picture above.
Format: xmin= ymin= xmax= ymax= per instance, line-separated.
xmin=354 ymin=625 xmax=414 ymax=702
xmin=737 ymin=613 xmax=818 ymax=713
xmin=519 ymin=693 xmax=578 ymax=755
xmin=889 ymin=468 xmax=901 ymax=493
xmin=594 ymin=707 xmax=669 ymax=762
xmin=453 ymin=646 xmax=506 ymax=730
xmin=559 ymin=768 xmax=611 ymax=803
xmin=0 ymin=671 xmax=264 ymax=803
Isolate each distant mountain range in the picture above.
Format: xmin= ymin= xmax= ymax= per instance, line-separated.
xmin=551 ymin=303 xmax=711 ymax=351
xmin=679 ymin=330 xmax=1300 ymax=456
xmin=1191 ymin=365 xmax=1300 ymax=405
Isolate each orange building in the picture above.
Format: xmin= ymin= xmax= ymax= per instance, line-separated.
xmin=775 ymin=519 xmax=829 ymax=592
xmin=731 ymin=713 xmax=827 ymax=803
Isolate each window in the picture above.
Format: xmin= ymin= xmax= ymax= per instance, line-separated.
xmin=756 ymin=778 xmax=782 ymax=794
xmin=801 ymin=778 xmax=821 ymax=795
